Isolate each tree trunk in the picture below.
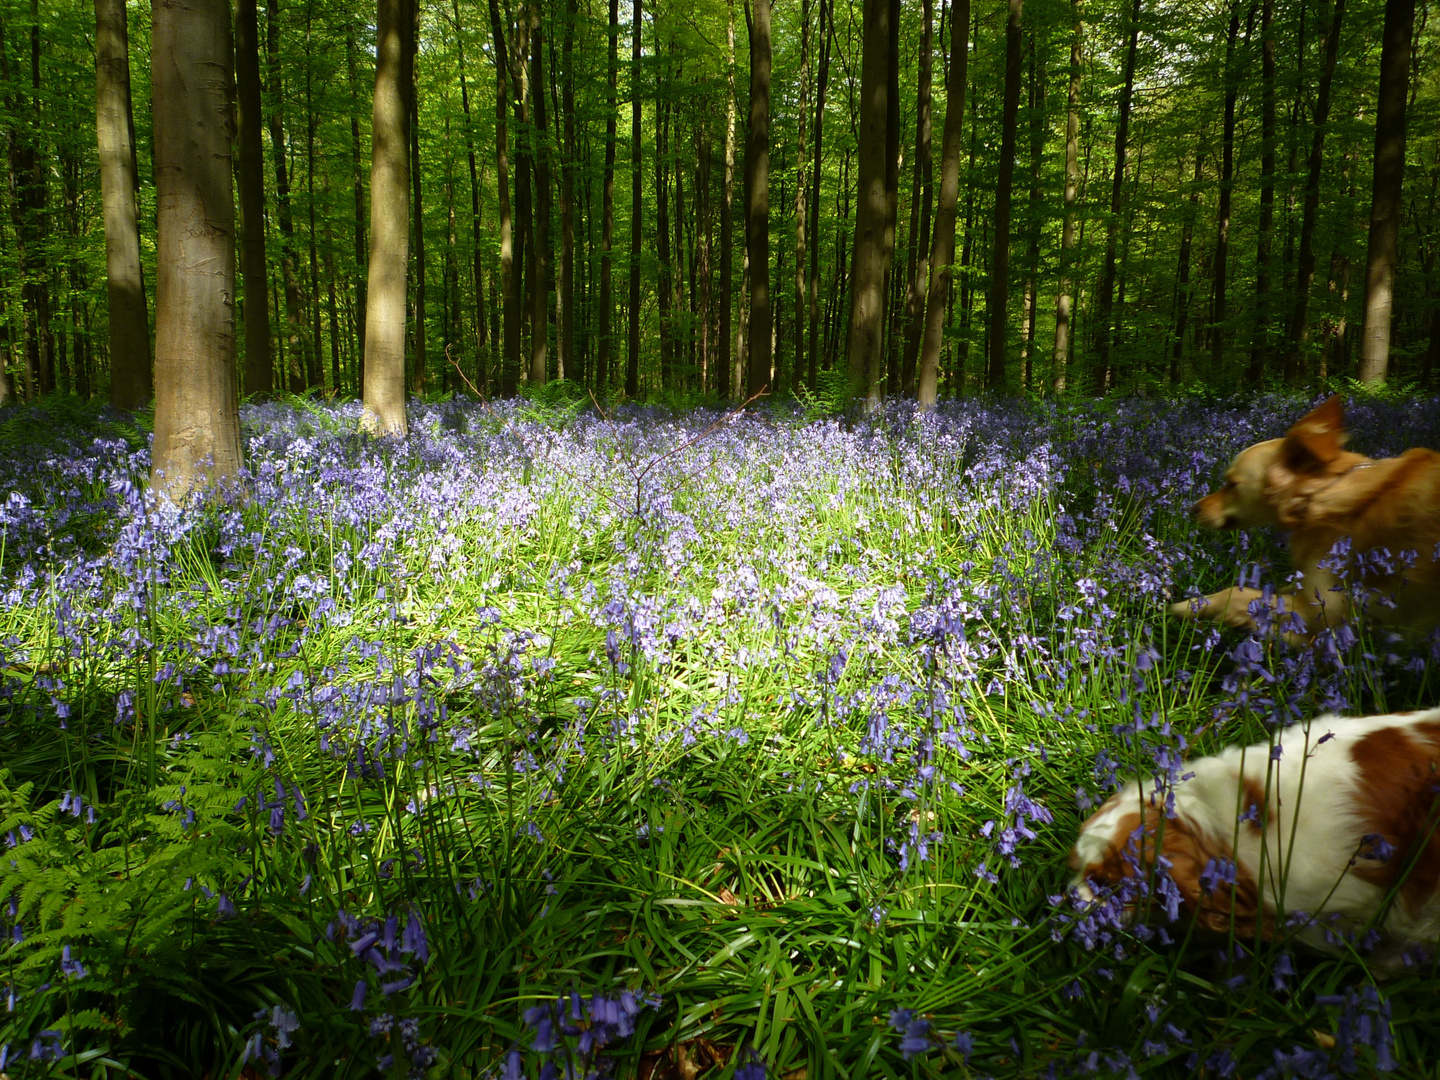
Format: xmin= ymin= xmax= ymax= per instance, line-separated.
xmin=720 ymin=0 xmax=736 ymax=399
xmin=1091 ymin=0 xmax=1140 ymax=393
xmin=454 ymin=0 xmax=486 ymax=391
xmin=529 ymin=5 xmax=551 ymax=386
xmin=305 ymin=0 xmax=325 ymax=391
xmin=807 ymin=0 xmax=831 ymax=392
xmin=1020 ymin=33 xmax=1044 ymax=390
xmin=266 ymin=0 xmax=313 ymax=391
xmin=347 ymin=27 xmax=368 ymax=386
xmin=560 ymin=0 xmax=577 ymax=384
xmin=900 ymin=0 xmax=933 ymax=396
xmin=488 ymin=0 xmax=519 ymax=395
xmin=598 ymin=0 xmax=618 ymax=392
xmin=746 ymin=0 xmax=773 ymax=397
xmin=1357 ymin=0 xmax=1415 ymax=384
xmin=1210 ymin=2 xmax=1249 ymax=374
xmin=627 ymin=0 xmax=641 ymax=397
xmin=1248 ymin=0 xmax=1275 ymax=385
xmin=657 ymin=93 xmax=673 ymax=388
xmin=1051 ymin=0 xmax=1080 ymax=393
xmin=1170 ymin=148 xmax=1203 ymax=385
xmin=361 ymin=0 xmax=413 ymax=434
xmin=150 ymin=0 xmax=242 ymax=498
xmin=792 ymin=0 xmax=811 ymax=394
xmin=95 ymin=0 xmax=152 ymax=410
xmin=845 ymin=0 xmax=895 ymax=407
xmin=985 ymin=0 xmax=1024 ymax=391
xmin=410 ymin=37 xmax=427 ymax=393
xmin=917 ymin=0 xmax=967 ymax=406
xmin=1288 ymin=0 xmax=1345 ymax=376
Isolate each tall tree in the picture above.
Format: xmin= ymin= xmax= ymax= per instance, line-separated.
xmin=1210 ymin=2 xmax=1249 ymax=374
xmin=361 ymin=0 xmax=414 ymax=434
xmin=95 ymin=0 xmax=151 ymax=410
xmin=454 ymin=0 xmax=487 ymax=390
xmin=899 ymin=0 xmax=933 ymax=396
xmin=410 ymin=17 xmax=427 ymax=394
xmin=1358 ymin=0 xmax=1416 ymax=384
xmin=266 ymin=0 xmax=313 ymax=390
xmin=1020 ymin=34 xmax=1045 ymax=388
xmin=1288 ymin=0 xmax=1346 ymax=376
xmin=149 ymin=0 xmax=243 ymax=498
xmin=746 ymin=0 xmax=773 ymax=396
xmin=720 ymin=0 xmax=736 ymax=399
xmin=917 ymin=0 xmax=969 ymax=406
xmin=793 ymin=0 xmax=811 ymax=394
xmin=987 ymin=0 xmax=1023 ymax=391
xmin=807 ymin=0 xmax=831 ymax=391
xmin=1170 ymin=148 xmax=1203 ymax=384
xmin=560 ymin=0 xmax=578 ymax=383
xmin=627 ymin=0 xmax=641 ymax=397
xmin=1248 ymin=0 xmax=1275 ymax=385
xmin=598 ymin=0 xmax=619 ymax=392
xmin=1051 ymin=0 xmax=1080 ymax=391
xmin=529 ymin=3 xmax=551 ymax=386
xmin=1091 ymin=0 xmax=1141 ymax=392
xmin=845 ymin=0 xmax=897 ymax=407
xmin=346 ymin=26 xmax=369 ymax=385
xmin=236 ymin=0 xmax=272 ymax=398
xmin=489 ymin=0 xmax=519 ymax=394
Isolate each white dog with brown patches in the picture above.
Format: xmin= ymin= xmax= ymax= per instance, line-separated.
xmin=1069 ymin=707 xmax=1440 ymax=956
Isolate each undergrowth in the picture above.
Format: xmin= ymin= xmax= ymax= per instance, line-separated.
xmin=1 ymin=391 xmax=1438 ymax=1078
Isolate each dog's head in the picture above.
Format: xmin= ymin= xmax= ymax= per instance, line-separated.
xmin=1193 ymin=396 xmax=1356 ymax=530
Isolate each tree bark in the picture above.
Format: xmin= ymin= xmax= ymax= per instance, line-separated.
xmin=1051 ymin=0 xmax=1080 ymax=392
xmin=986 ymin=0 xmax=1023 ymax=391
xmin=1170 ymin=148 xmax=1203 ymax=385
xmin=346 ymin=26 xmax=368 ymax=386
xmin=1357 ymin=0 xmax=1415 ymax=384
xmin=150 ymin=0 xmax=243 ymax=498
xmin=627 ymin=0 xmax=641 ymax=397
xmin=560 ymin=0 xmax=577 ymax=384
xmin=488 ymin=0 xmax=519 ymax=395
xmin=1210 ymin=2 xmax=1249 ymax=374
xmin=529 ymin=4 xmax=551 ymax=386
xmin=1091 ymin=0 xmax=1140 ymax=393
xmin=845 ymin=0 xmax=895 ymax=407
xmin=1248 ymin=0 xmax=1275 ymax=385
xmin=746 ymin=0 xmax=773 ymax=397
xmin=266 ymin=0 xmax=313 ymax=391
xmin=1020 ymin=34 xmax=1044 ymax=389
xmin=454 ymin=0 xmax=486 ymax=391
xmin=807 ymin=0 xmax=831 ymax=392
xmin=361 ymin=0 xmax=413 ymax=434
xmin=1288 ymin=0 xmax=1345 ymax=377
xmin=900 ymin=0 xmax=933 ymax=396
xmin=720 ymin=0 xmax=736 ymax=399
xmin=792 ymin=0 xmax=811 ymax=395
xmin=598 ymin=0 xmax=618 ymax=392
xmin=95 ymin=0 xmax=152 ymax=410
xmin=657 ymin=93 xmax=673 ymax=387
xmin=410 ymin=32 xmax=427 ymax=393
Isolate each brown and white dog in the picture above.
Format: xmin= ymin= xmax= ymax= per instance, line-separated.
xmin=1169 ymin=395 xmax=1440 ymax=636
xmin=1069 ymin=707 xmax=1440 ymax=957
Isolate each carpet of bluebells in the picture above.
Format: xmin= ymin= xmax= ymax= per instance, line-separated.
xmin=3 ymin=389 xmax=1440 ymax=1079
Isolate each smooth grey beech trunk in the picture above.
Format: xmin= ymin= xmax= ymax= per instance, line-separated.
xmin=1358 ymin=0 xmax=1415 ymax=384
xmin=95 ymin=0 xmax=151 ymax=411
xmin=362 ymin=0 xmax=412 ymax=435
xmin=149 ymin=0 xmax=242 ymax=499
xmin=916 ymin=0 xmax=967 ymax=406
xmin=746 ymin=0 xmax=772 ymax=397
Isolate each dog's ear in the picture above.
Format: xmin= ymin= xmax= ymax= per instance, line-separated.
xmin=1281 ymin=395 xmax=1348 ymax=472
xmin=1159 ymin=819 xmax=1266 ymax=938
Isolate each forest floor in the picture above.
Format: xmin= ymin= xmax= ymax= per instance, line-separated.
xmin=3 ymin=388 xmax=1440 ymax=1078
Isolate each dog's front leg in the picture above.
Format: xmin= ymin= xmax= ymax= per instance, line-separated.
xmin=1169 ymin=587 xmax=1271 ymax=631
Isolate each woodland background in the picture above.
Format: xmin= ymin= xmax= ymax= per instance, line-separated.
xmin=1 ymin=0 xmax=1437 ymax=413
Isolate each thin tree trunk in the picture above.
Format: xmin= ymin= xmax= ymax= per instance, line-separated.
xmin=305 ymin=0 xmax=324 ymax=390
xmin=1210 ymin=3 xmax=1249 ymax=373
xmin=845 ymin=0 xmax=895 ymax=407
xmin=807 ymin=0 xmax=831 ymax=392
xmin=918 ymin=0 xmax=967 ymax=405
xmin=266 ymin=0 xmax=313 ymax=391
xmin=657 ymin=92 xmax=673 ymax=387
xmin=720 ymin=0 xmax=736 ymax=399
xmin=237 ymin=0 xmax=272 ymax=398
xmin=1358 ymin=0 xmax=1415 ymax=384
xmin=793 ymin=0 xmax=811 ymax=394
xmin=1171 ymin=148 xmax=1203 ymax=385
xmin=627 ymin=0 xmax=641 ymax=397
xmin=986 ymin=0 xmax=1023 ymax=391
xmin=454 ymin=0 xmax=486 ymax=391
xmin=411 ymin=33 xmax=427 ymax=393
xmin=1289 ymin=0 xmax=1344 ymax=375
xmin=347 ymin=27 xmax=368 ymax=386
xmin=560 ymin=0 xmax=577 ymax=383
xmin=150 ymin=0 xmax=242 ymax=497
xmin=747 ymin=0 xmax=773 ymax=397
xmin=1248 ymin=0 xmax=1275 ymax=385
xmin=599 ymin=0 xmax=618 ymax=392
xmin=1051 ymin=0 xmax=1080 ymax=392
xmin=1092 ymin=0 xmax=1140 ymax=393
xmin=361 ymin=0 xmax=413 ymax=434
xmin=95 ymin=0 xmax=151 ymax=409
xmin=1020 ymin=33 xmax=1044 ymax=389
xmin=529 ymin=5 xmax=551 ymax=386
xmin=900 ymin=0 xmax=933 ymax=396
xmin=488 ymin=0 xmax=519 ymax=395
